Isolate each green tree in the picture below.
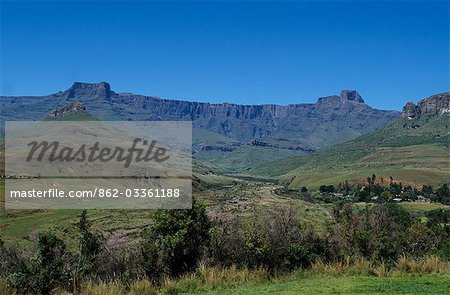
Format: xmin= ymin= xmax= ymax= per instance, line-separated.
xmin=380 ymin=190 xmax=394 ymax=202
xmin=421 ymin=185 xmax=433 ymax=197
xmin=76 ymin=210 xmax=101 ymax=280
xmin=33 ymin=233 xmax=71 ymax=294
xmin=436 ymin=184 xmax=450 ymax=204
xmin=141 ymin=199 xmax=210 ymax=279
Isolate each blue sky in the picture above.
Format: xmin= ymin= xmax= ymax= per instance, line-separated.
xmin=1 ymin=1 xmax=448 ymax=110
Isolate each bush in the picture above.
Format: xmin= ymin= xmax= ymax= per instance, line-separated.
xmin=32 ymin=232 xmax=72 ymax=294
xmin=208 ymin=205 xmax=324 ymax=272
xmin=319 ymin=185 xmax=335 ymax=194
xmin=141 ymin=198 xmax=210 ymax=279
xmin=5 ymin=232 xmax=74 ymax=294
xmin=329 ymin=203 xmax=414 ymax=262
xmin=75 ymin=210 xmax=103 ymax=284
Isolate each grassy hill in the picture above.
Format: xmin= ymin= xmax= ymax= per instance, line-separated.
xmin=250 ymin=109 xmax=449 ymax=189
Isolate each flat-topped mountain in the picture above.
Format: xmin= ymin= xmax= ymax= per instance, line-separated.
xmin=0 ymin=82 xmax=400 ymax=151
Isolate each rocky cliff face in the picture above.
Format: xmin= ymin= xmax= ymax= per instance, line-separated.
xmin=402 ymin=92 xmax=450 ymax=119
xmin=67 ymin=82 xmax=112 ymax=99
xmin=48 ymin=100 xmax=86 ymax=118
xmin=1 ymin=82 xmax=401 ymax=148
xmin=340 ymin=90 xmax=364 ymax=103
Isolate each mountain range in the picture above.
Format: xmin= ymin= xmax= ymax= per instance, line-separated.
xmin=0 ymin=82 xmax=401 ymax=172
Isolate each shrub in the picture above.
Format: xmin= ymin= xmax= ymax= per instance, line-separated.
xmin=406 ymin=221 xmax=437 ymax=257
xmin=329 ymin=203 xmax=412 ymax=262
xmin=141 ymin=198 xmax=210 ymax=280
xmin=77 ymin=210 xmax=102 ymax=277
xmin=31 ymin=233 xmax=71 ymax=294
xmin=209 ymin=205 xmax=324 ymax=272
xmin=319 ymin=185 xmax=335 ymax=194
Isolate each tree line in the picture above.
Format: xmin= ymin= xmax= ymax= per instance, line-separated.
xmin=311 ymin=175 xmax=450 ymax=204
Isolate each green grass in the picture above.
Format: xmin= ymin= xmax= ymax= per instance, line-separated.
xmin=192 ymin=128 xmax=238 ymax=146
xmin=0 ymin=202 xmax=155 ymax=250
xmin=190 ymin=274 xmax=450 ymax=295
xmin=250 ymin=114 xmax=450 ymax=189
xmin=0 ymin=174 xmax=157 ymax=249
xmin=195 ymin=145 xmax=304 ymax=174
xmin=284 ymin=166 xmax=450 ymax=190
xmin=399 ymin=202 xmax=450 ymax=214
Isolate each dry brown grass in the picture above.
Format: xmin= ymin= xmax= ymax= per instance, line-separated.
xmin=373 ymin=261 xmax=390 ymax=277
xmin=395 ymin=255 xmax=450 ymax=274
xmin=0 ymin=279 xmax=8 ymax=295
xmin=310 ymin=255 xmax=449 ymax=278
xmin=74 ymin=279 xmax=158 ymax=295
xmin=310 ymin=256 xmax=373 ymax=276
xmin=78 ymin=280 xmax=126 ymax=295
xmin=2 ymin=257 xmax=449 ymax=294
xmin=172 ymin=263 xmax=270 ymax=293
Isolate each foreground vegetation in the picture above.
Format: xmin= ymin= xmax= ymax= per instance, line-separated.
xmin=1 ymin=198 xmax=449 ymax=294
xmin=1 ymin=256 xmax=448 ymax=294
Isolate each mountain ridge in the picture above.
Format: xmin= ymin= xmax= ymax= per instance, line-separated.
xmin=0 ymin=82 xmax=400 ymax=149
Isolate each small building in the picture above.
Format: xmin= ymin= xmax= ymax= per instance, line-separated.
xmin=417 ymin=195 xmax=428 ymax=202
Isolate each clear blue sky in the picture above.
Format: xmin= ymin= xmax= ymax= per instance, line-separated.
xmin=1 ymin=1 xmax=448 ymax=110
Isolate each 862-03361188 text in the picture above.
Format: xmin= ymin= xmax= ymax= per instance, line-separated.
xmin=9 ymin=188 xmax=181 ymax=198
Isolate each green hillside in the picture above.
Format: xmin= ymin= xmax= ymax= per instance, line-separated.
xmin=250 ymin=112 xmax=449 ymax=189
xmin=194 ymin=144 xmax=305 ymax=174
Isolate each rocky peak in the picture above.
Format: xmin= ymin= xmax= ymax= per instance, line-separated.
xmin=402 ymin=92 xmax=450 ymax=119
xmin=316 ymin=90 xmax=364 ymax=104
xmin=49 ymin=100 xmax=86 ymax=118
xmin=402 ymin=102 xmax=418 ymax=119
xmin=66 ymin=81 xmax=112 ymax=99
xmin=340 ymin=90 xmax=364 ymax=103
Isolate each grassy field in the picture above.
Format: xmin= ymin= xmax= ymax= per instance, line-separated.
xmin=0 ymin=208 xmax=155 ymax=249
xmin=284 ymin=166 xmax=450 ymax=190
xmin=194 ymin=144 xmax=304 ymax=174
xmin=0 ymin=177 xmax=155 ymax=249
xmin=250 ymin=113 xmax=450 ymax=189
xmin=399 ymin=202 xmax=450 ymax=214
xmin=192 ymin=274 xmax=450 ymax=295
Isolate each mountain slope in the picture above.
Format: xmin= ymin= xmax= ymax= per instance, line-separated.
xmin=250 ymin=92 xmax=450 ymax=188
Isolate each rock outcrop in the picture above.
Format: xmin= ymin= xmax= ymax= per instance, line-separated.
xmin=49 ymin=100 xmax=86 ymax=118
xmin=402 ymin=92 xmax=449 ymax=118
xmin=340 ymin=90 xmax=364 ymax=103
xmin=402 ymin=102 xmax=419 ymax=119
xmin=417 ymin=92 xmax=450 ymax=116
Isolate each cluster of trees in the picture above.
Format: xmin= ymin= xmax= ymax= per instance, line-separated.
xmin=0 ymin=210 xmax=102 ymax=294
xmin=330 ymin=204 xmax=450 ymax=261
xmin=312 ymin=175 xmax=450 ymax=205
xmin=1 ymin=200 xmax=449 ymax=294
